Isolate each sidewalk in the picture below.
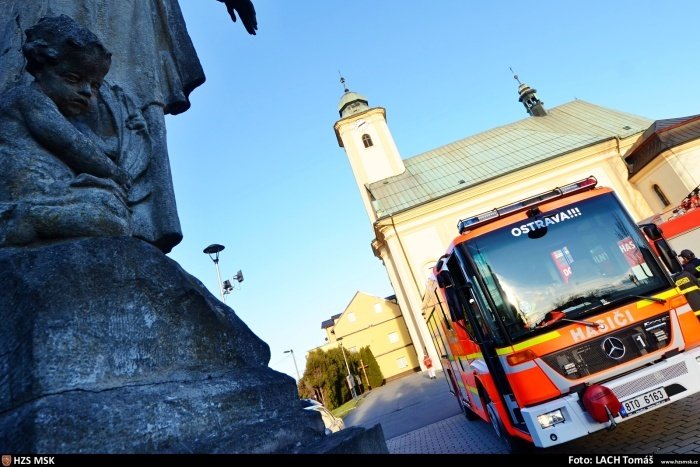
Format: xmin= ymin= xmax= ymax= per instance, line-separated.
xmin=387 ymin=413 xmax=507 ymax=454
xmin=344 ymin=370 xmax=700 ymax=454
xmin=344 ymin=370 xmax=506 ymax=453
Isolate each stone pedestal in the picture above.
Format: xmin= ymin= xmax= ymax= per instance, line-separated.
xmin=0 ymin=237 xmax=326 ymax=453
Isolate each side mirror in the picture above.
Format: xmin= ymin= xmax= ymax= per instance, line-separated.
xmin=640 ymin=223 xmax=663 ymax=240
xmin=639 ymin=223 xmax=681 ymax=274
xmin=437 ymin=269 xmax=453 ymax=288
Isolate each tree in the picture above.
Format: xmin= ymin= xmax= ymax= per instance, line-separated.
xmin=298 ymin=349 xmax=330 ymax=405
xmin=359 ymin=346 xmax=384 ymax=389
xmin=298 ymin=347 xmax=363 ymax=410
xmin=326 ymin=348 xmax=352 ymax=408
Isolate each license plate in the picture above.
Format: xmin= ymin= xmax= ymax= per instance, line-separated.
xmin=619 ymin=387 xmax=668 ymax=417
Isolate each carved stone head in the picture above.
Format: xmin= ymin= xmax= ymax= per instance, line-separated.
xmin=23 ymin=15 xmax=112 ymax=117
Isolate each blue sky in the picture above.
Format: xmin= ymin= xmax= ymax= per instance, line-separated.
xmin=166 ymin=0 xmax=700 ymax=381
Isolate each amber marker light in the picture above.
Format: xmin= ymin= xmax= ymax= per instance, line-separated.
xmin=507 ymin=349 xmax=537 ymax=366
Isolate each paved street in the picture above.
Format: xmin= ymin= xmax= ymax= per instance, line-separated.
xmin=344 ymin=370 xmax=700 ymax=454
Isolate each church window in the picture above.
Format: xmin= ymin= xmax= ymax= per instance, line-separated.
xmin=362 ymin=133 xmax=373 ymax=148
xmin=652 ymin=184 xmax=670 ymax=207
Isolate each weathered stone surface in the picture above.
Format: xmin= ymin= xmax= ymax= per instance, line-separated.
xmin=294 ymin=425 xmax=390 ymax=454
xmin=0 ymin=237 xmax=328 ymax=453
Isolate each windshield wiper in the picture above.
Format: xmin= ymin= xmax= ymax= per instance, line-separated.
xmin=631 ymin=295 xmax=666 ymax=304
xmin=534 ymin=292 xmax=665 ymax=331
xmin=592 ymin=294 xmax=667 ymax=311
xmin=536 ymin=310 xmax=604 ymax=330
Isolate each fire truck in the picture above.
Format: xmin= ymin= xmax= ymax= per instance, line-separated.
xmin=648 ymin=189 xmax=700 ymax=257
xmin=422 ymin=176 xmax=700 ymax=452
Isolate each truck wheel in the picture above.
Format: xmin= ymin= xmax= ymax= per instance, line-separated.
xmin=486 ymin=401 xmax=530 ymax=453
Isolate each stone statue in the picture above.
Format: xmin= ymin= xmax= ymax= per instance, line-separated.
xmin=0 ymin=2 xmax=390 ymax=453
xmin=0 ymin=15 xmax=134 ymax=246
xmin=0 ymin=0 xmax=257 ymax=253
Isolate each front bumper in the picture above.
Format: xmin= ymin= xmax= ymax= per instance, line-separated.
xmin=520 ymin=346 xmax=700 ymax=448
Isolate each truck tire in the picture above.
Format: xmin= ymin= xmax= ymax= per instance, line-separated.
xmin=486 ymin=401 xmax=531 ymax=453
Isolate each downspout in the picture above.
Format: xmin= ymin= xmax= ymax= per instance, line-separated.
xmin=373 ymin=215 xmax=434 ymax=367
xmin=389 ymin=215 xmax=421 ymax=294
xmin=615 ymin=135 xmax=632 ymax=175
xmin=387 ymin=215 xmax=437 ymax=367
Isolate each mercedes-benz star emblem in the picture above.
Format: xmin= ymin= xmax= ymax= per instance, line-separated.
xmin=601 ymin=336 xmax=626 ymax=360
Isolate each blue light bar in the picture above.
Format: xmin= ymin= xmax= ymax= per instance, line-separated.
xmin=456 ymin=176 xmax=597 ymax=234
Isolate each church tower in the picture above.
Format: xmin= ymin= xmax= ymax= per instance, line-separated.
xmin=334 ymin=77 xmax=405 ymax=222
xmin=512 ymin=70 xmax=547 ymax=117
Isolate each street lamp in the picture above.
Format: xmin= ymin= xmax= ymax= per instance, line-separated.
xmin=203 ymin=243 xmax=225 ymax=301
xmin=284 ymin=349 xmax=301 ymax=381
xmin=336 ymin=337 xmax=358 ymax=400
xmin=203 ymin=244 xmax=244 ymax=304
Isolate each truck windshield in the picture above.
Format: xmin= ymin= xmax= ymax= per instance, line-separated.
xmin=460 ymin=192 xmax=668 ymax=342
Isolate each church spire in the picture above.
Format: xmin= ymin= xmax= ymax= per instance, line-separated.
xmin=339 ymin=72 xmax=350 ymax=93
xmin=510 ymin=68 xmax=547 ymax=117
xmin=337 ymin=74 xmax=369 ymax=118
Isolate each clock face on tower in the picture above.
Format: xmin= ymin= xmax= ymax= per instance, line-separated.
xmin=353 ymin=119 xmax=374 ymax=148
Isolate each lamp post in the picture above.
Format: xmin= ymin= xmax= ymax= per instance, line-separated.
xmin=336 ymin=338 xmax=358 ymax=400
xmin=284 ymin=349 xmax=301 ymax=381
xmin=203 ymin=244 xmax=225 ymax=301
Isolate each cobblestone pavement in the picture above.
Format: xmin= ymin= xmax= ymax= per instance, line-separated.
xmin=388 ymin=392 xmax=700 ymax=454
xmin=347 ymin=371 xmax=700 ymax=455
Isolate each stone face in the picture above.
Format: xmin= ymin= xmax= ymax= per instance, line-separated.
xmin=0 ymin=237 xmax=327 ymax=453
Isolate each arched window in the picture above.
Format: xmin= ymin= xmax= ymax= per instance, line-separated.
xmin=652 ymin=184 xmax=671 ymax=207
xmin=361 ymin=133 xmax=373 ymax=148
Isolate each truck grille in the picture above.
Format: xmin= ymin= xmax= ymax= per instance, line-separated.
xmin=540 ymin=313 xmax=671 ymax=379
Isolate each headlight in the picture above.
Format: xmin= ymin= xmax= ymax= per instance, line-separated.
xmin=537 ymin=409 xmax=565 ymax=428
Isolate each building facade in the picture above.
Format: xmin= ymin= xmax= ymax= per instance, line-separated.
xmin=333 ymin=78 xmax=700 ymax=367
xmin=319 ymin=291 xmax=419 ymax=381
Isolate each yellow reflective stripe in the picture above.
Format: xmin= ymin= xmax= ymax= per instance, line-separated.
xmin=496 ymin=346 xmax=513 ymax=356
xmin=466 ymin=352 xmax=483 ymax=359
xmin=497 ymin=331 xmax=561 ymax=356
xmin=679 ymin=285 xmax=700 ymax=294
xmin=695 ymin=310 xmax=700 ymax=317
xmin=512 ymin=331 xmax=561 ymax=352
xmin=657 ymin=289 xmax=681 ymax=300
xmin=468 ymin=386 xmax=479 ymax=395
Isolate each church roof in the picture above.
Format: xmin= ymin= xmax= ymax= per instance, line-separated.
xmin=367 ymin=100 xmax=652 ymax=217
xmin=624 ymin=114 xmax=700 ymax=177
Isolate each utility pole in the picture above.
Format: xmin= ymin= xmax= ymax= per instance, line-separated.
xmin=359 ymin=359 xmax=371 ymax=390
xmin=337 ymin=338 xmax=357 ymax=400
xmin=284 ymin=349 xmax=301 ymax=381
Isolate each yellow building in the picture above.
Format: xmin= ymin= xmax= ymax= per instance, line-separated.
xmin=333 ymin=77 xmax=700 ymax=368
xmin=319 ymin=291 xmax=419 ymax=382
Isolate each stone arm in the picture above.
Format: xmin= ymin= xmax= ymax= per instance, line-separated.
xmin=217 ymin=0 xmax=258 ymax=35
xmin=21 ymin=88 xmax=129 ymax=187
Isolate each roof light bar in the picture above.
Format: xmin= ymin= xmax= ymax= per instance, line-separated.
xmin=457 ymin=176 xmax=598 ymax=234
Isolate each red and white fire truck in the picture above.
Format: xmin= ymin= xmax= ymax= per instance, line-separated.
xmin=648 ymin=188 xmax=700 ymax=257
xmin=422 ymin=177 xmax=700 ymax=451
